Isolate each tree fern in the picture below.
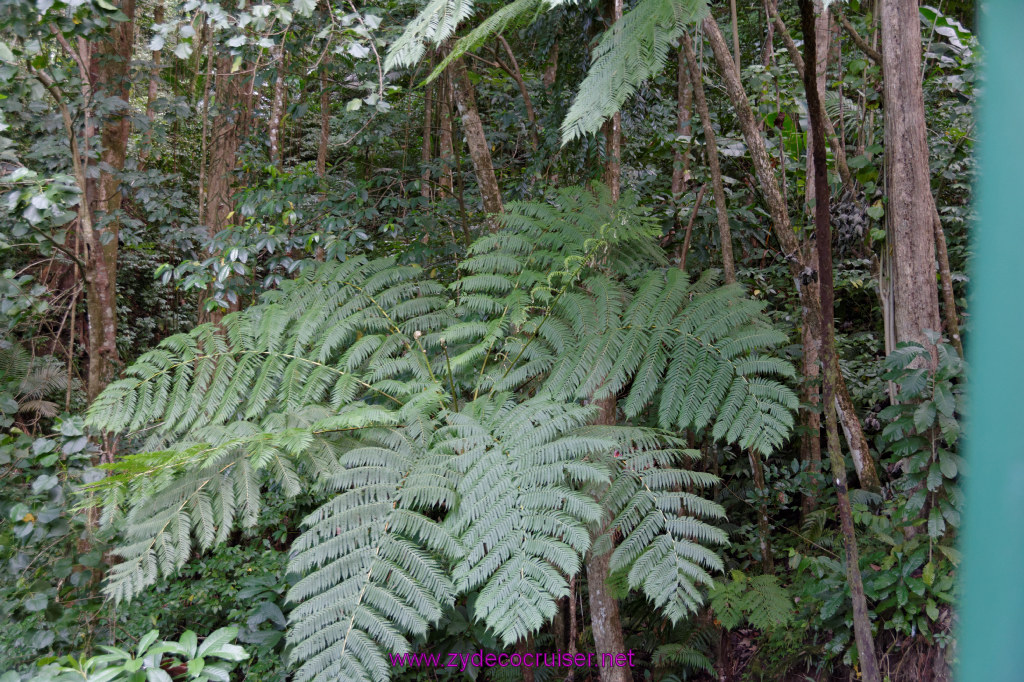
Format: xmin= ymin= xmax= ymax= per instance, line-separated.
xmin=444 ymin=397 xmax=610 ymax=644
xmin=87 ymin=185 xmax=798 ymax=681
xmin=561 ymin=0 xmax=709 ymax=143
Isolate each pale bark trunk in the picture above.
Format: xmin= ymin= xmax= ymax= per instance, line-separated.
xmin=800 ymin=3 xmax=880 ymax=677
xmin=450 ymin=57 xmax=503 ymax=216
xmin=142 ymin=1 xmax=163 ymax=164
xmin=682 ymin=33 xmax=735 ymax=283
xmin=730 ymin=0 xmax=741 ymax=72
xmin=703 ymin=15 xmax=881 ymax=491
xmin=881 ymin=0 xmax=941 ymax=356
xmin=269 ymin=44 xmax=286 ymax=167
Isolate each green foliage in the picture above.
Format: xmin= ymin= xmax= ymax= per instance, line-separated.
xmin=85 ymin=187 xmax=797 ymax=681
xmin=708 ymin=570 xmax=794 ymax=631
xmin=0 ymin=627 xmax=248 ymax=682
xmin=0 ymin=418 xmax=104 ymax=671
xmin=877 ymin=336 xmax=963 ymax=541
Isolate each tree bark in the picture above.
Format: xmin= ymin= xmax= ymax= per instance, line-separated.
xmin=269 ymin=43 xmax=286 ymax=167
xmin=586 ymin=5 xmax=630 ymax=680
xmin=804 ymin=2 xmax=831 ymax=214
xmin=201 ymin=53 xmax=251 ymax=321
xmin=587 ymin=395 xmax=631 ymax=682
xmin=671 ymin=46 xmax=693 ymax=203
xmin=449 ymin=57 xmax=503 ymax=216
xmin=702 ymin=15 xmax=881 ymax=491
xmin=800 ymin=3 xmax=881 ymax=678
xmin=438 ymin=71 xmax=455 ymax=197
xmin=317 ymin=67 xmax=329 ymax=177
xmin=880 ymin=0 xmax=941 ymax=357
xmin=932 ymin=205 xmax=963 ymax=356
xmin=747 ymin=449 xmax=774 ymax=571
xmin=543 ymin=40 xmax=558 ymax=88
xmin=84 ymin=0 xmax=136 ymax=400
xmin=682 ymin=33 xmax=735 ymax=283
xmin=142 ymin=0 xmax=163 ymax=164
xmin=420 ymin=77 xmax=433 ymax=199
xmin=770 ymin=6 xmax=854 ymax=191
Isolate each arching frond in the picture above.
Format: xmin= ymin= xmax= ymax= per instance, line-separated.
xmin=561 ymin=0 xmax=710 ymax=144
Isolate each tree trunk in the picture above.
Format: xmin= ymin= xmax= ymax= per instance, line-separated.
xmin=799 ymin=3 xmax=881 ymax=678
xmin=881 ymin=0 xmax=941 ymax=356
xmin=269 ymin=43 xmax=286 ymax=167
xmin=317 ymin=67 xmax=329 ymax=177
xmin=770 ymin=6 xmax=854 ymax=190
xmin=202 ymin=54 xmax=251 ymax=321
xmin=588 ymin=394 xmax=631 ymax=682
xmin=420 ymin=77 xmax=433 ymax=199
xmin=932 ymin=205 xmax=963 ymax=356
xmin=804 ymin=2 xmax=831 ymax=214
xmin=671 ymin=46 xmax=693 ymax=203
xmin=702 ymin=15 xmax=881 ymax=491
xmin=682 ymin=33 xmax=735 ymax=283
xmin=497 ymin=34 xmax=540 ymax=151
xmin=543 ymin=40 xmax=558 ymax=88
xmin=438 ymin=71 xmax=455 ymax=197
xmin=799 ymin=250 xmax=823 ymax=518
xmin=449 ymin=57 xmax=503 ymax=216
xmin=84 ymin=0 xmax=136 ymax=400
xmin=747 ymin=449 xmax=774 ymax=571
xmin=142 ymin=0 xmax=163 ymax=164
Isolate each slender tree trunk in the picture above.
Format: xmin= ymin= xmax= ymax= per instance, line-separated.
xmin=449 ymin=57 xmax=503 ymax=216
xmin=420 ymin=77 xmax=433 ymax=199
xmin=438 ymin=71 xmax=455 ymax=197
xmin=703 ymin=15 xmax=881 ymax=491
xmin=671 ymin=46 xmax=693 ymax=204
xmin=804 ymin=2 xmax=831 ymax=213
xmin=197 ymin=28 xmax=214 ymax=223
xmin=588 ymin=395 xmax=631 ymax=682
xmin=201 ymin=54 xmax=251 ymax=322
xmin=730 ymin=0 xmax=741 ymax=72
xmin=142 ymin=0 xmax=163 ymax=164
xmin=317 ymin=67 xmax=329 ymax=177
xmin=800 ymin=250 xmax=823 ymax=518
xmin=932 ymin=205 xmax=963 ymax=356
xmin=747 ymin=449 xmax=774 ymax=571
xmin=880 ymin=0 xmax=941 ymax=357
xmin=269 ymin=43 xmax=286 ymax=167
xmin=543 ymin=40 xmax=558 ymax=88
xmin=516 ymin=635 xmax=536 ymax=682
xmin=771 ymin=6 xmax=854 ymax=190
xmin=84 ymin=0 xmax=136 ymax=401
xmin=497 ymin=34 xmax=540 ymax=151
xmin=586 ymin=5 xmax=630 ymax=680
xmin=800 ymin=3 xmax=881 ymax=678
xmin=682 ymin=33 xmax=735 ymax=283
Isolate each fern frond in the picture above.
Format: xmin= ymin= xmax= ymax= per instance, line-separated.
xmin=561 ymin=0 xmax=709 ymax=143
xmin=445 ymin=397 xmax=610 ymax=645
